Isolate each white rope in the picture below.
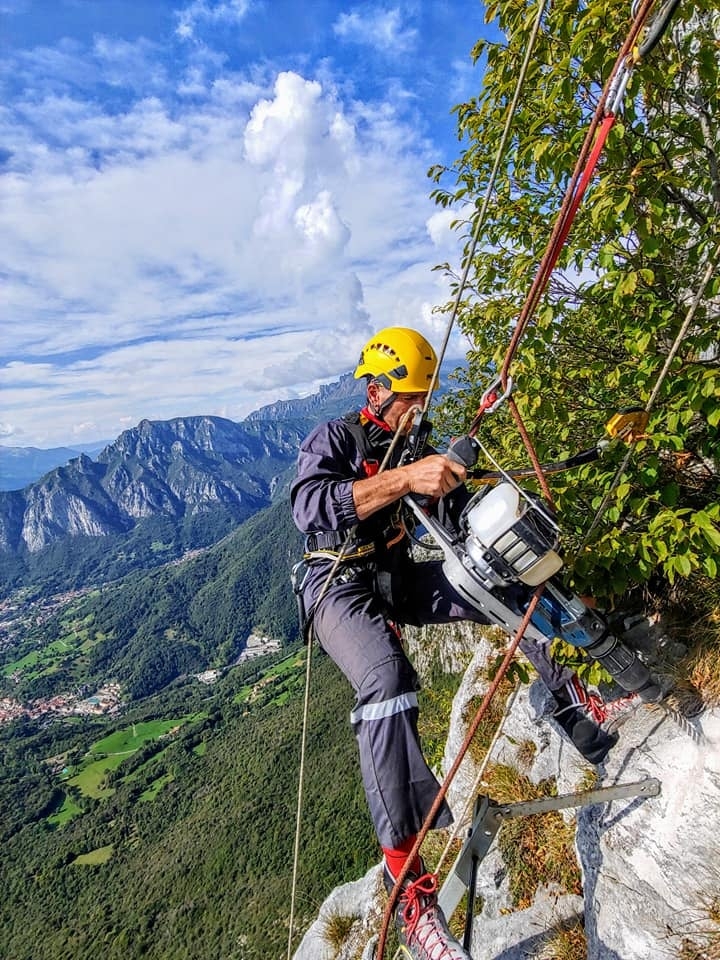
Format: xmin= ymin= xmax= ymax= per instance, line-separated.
xmin=289 ymin=6 xmax=552 ymax=946
xmin=433 ymin=682 xmax=521 ymax=878
xmin=285 ymin=406 xmax=419 ymax=960
xmin=425 ymin=0 xmax=552 ymax=415
xmin=286 ymin=633 xmax=316 ymax=960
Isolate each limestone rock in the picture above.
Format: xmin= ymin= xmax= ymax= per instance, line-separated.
xmin=293 ymin=865 xmax=384 ymax=960
xmin=0 ymin=414 xmax=304 ymax=552
xmin=578 ymin=705 xmax=720 ymax=960
xmin=291 ymin=625 xmax=720 ymax=960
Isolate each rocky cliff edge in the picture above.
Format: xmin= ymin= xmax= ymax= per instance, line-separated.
xmin=293 ymin=627 xmax=720 ymax=960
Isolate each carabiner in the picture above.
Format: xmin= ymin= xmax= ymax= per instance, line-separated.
xmin=480 ymin=375 xmax=514 ymax=414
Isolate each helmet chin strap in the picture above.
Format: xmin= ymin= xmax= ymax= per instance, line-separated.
xmin=369 ymin=394 xmax=396 ymax=419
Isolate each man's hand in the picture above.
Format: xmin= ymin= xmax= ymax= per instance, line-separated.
xmin=352 ymin=454 xmax=466 ymax=521
xmin=403 ymin=454 xmax=467 ymax=497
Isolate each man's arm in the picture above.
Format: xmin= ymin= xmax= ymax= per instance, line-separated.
xmin=352 ymin=454 xmax=467 ymax=521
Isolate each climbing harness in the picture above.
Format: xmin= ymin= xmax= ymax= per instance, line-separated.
xmin=286 ymin=405 xmax=418 ymax=960
xmin=288 ymin=0 xmax=696 ymax=955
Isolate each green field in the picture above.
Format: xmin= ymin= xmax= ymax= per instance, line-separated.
xmin=47 ymin=792 xmax=84 ymax=827
xmin=57 ymin=716 xmax=199 ymax=806
xmin=73 ymin=844 xmax=114 ymax=866
xmin=88 ymin=718 xmax=188 ymax=755
xmin=2 ymin=608 xmax=106 ymax=683
xmin=234 ymin=651 xmax=304 ymax=705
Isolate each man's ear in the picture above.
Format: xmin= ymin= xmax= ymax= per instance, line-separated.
xmin=366 ymin=380 xmax=384 ymax=412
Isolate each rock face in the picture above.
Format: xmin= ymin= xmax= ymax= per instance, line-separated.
xmin=0 ymin=415 xmax=305 ymax=553
xmin=578 ymin=707 xmax=720 ymax=960
xmin=444 ymin=651 xmax=720 ymax=960
xmin=293 ymin=625 xmax=720 ymax=960
xmin=0 ymin=376 xmax=370 ymax=554
xmin=245 ymin=372 xmax=365 ymax=423
xmin=292 ymin=866 xmax=385 ymax=960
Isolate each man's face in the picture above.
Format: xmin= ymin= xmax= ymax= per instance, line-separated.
xmin=369 ymin=382 xmax=427 ymax=431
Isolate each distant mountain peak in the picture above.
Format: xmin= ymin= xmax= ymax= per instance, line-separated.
xmin=245 ymin=372 xmax=365 ymax=422
xmin=0 ymin=414 xmax=306 ymax=556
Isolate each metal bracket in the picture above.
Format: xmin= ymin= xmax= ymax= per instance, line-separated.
xmin=438 ymin=777 xmax=661 ymax=927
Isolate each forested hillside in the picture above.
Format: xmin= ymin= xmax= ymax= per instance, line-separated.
xmin=0 ymin=652 xmax=378 ymax=960
xmin=6 ymin=497 xmax=303 ymax=702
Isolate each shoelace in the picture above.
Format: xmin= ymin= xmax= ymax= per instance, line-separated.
xmin=584 ymin=692 xmax=608 ymax=725
xmin=399 ymin=873 xmax=467 ymax=960
xmin=601 ymin=692 xmax=639 ymax=719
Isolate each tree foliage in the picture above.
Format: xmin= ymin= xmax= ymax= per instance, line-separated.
xmin=433 ymin=0 xmax=719 ymax=603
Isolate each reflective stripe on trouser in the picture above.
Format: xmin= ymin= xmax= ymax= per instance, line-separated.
xmin=306 ymin=558 xmax=574 ymax=845
xmin=312 ymin=576 xmax=453 ymax=849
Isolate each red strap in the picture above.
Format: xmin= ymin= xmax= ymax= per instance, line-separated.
xmin=360 ymin=405 xmax=392 ymax=432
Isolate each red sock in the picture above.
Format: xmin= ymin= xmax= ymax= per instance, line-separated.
xmin=382 ymin=836 xmax=422 ymax=880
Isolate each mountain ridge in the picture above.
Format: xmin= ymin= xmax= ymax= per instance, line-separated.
xmin=0 ymin=374 xmax=366 ymax=559
xmin=0 ymin=442 xmax=108 ymax=492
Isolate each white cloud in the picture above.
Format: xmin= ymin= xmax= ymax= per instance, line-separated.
xmin=93 ymin=36 xmax=168 ymax=93
xmin=176 ymin=0 xmax=252 ymax=41
xmin=426 ymin=208 xmax=461 ymax=248
xmin=294 ymin=191 xmax=350 ymax=254
xmin=1 ymin=33 xmax=470 ymax=446
xmin=333 ymin=5 xmax=418 ymax=55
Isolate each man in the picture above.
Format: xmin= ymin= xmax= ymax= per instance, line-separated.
xmin=290 ymin=326 xmax=642 ymax=960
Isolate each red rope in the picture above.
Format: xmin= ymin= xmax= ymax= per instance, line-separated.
xmin=375 ymin=588 xmax=544 ymax=960
xmin=463 ymin=0 xmax=659 ymax=437
xmin=375 ymin=4 xmax=667 ymax=956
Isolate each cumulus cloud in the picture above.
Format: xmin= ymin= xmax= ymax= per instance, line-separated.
xmin=426 ymin=208 xmax=461 ymax=248
xmin=1 ymin=13 xmax=473 ymax=446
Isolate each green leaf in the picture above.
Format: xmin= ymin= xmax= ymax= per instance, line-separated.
xmin=660 ymin=483 xmax=679 ymax=506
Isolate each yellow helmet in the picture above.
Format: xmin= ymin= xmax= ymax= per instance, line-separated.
xmin=354 ymin=327 xmax=438 ymax=393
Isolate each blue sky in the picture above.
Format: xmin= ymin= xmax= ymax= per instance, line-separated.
xmin=1 ymin=0 xmax=495 ymax=447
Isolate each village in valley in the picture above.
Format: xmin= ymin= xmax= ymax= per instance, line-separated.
xmin=0 ymin=588 xmax=282 ymax=726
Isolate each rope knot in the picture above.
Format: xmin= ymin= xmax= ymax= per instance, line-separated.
xmin=399 ymin=872 xmax=439 ymax=937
